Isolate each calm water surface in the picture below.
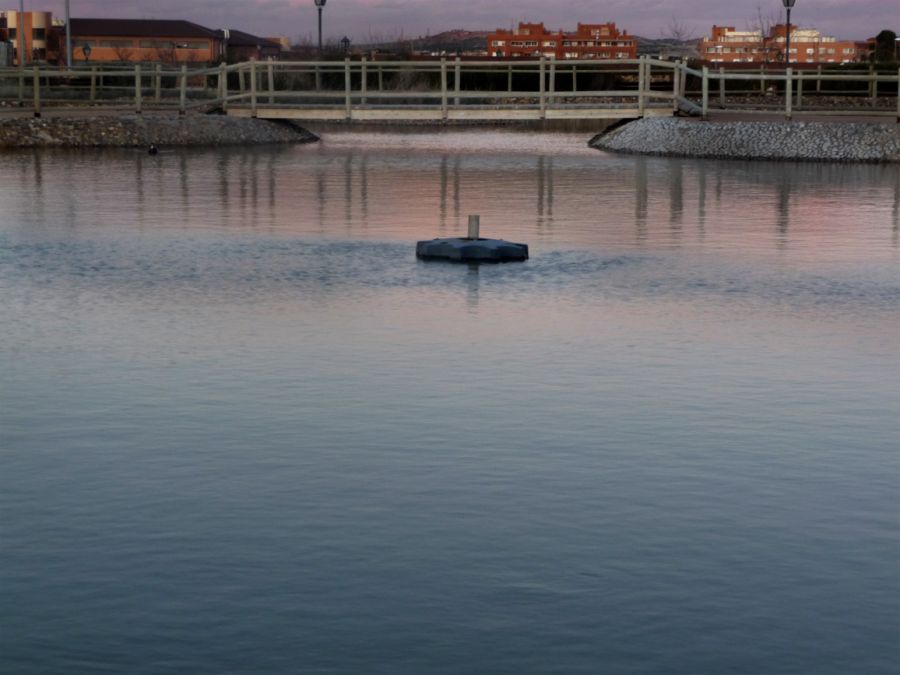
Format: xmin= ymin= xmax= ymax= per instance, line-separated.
xmin=1 ymin=130 xmax=899 ymax=674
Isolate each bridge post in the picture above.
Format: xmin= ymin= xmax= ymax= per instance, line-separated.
xmin=785 ymin=67 xmax=793 ymax=121
xmin=507 ymin=64 xmax=512 ymax=93
xmin=638 ymin=56 xmax=646 ymax=116
xmin=572 ymin=65 xmax=577 ymax=94
xmin=361 ymin=57 xmax=367 ymax=105
xmin=701 ymin=65 xmax=709 ymax=120
xmin=539 ymin=56 xmax=546 ymax=120
xmin=896 ymin=68 xmax=899 ymax=123
xmin=816 ymin=64 xmax=822 ymax=93
xmin=180 ymin=64 xmax=188 ymax=115
xmin=441 ymin=57 xmax=448 ymax=120
xmin=718 ymin=66 xmax=725 ymax=108
xmin=134 ymin=64 xmax=142 ymax=115
xmin=796 ymin=71 xmax=803 ymax=110
xmin=32 ymin=66 xmax=40 ymax=118
xmin=250 ymin=59 xmax=257 ymax=118
xmin=155 ymin=64 xmax=162 ymax=103
xmin=344 ymin=57 xmax=352 ymax=121
xmin=377 ymin=65 xmax=383 ymax=92
xmin=454 ymin=56 xmax=461 ymax=106
xmin=219 ymin=62 xmax=227 ymax=110
xmin=548 ymin=56 xmax=556 ymax=106
xmin=760 ymin=65 xmax=766 ymax=94
xmin=90 ymin=66 xmax=97 ymax=102
xmin=869 ymin=64 xmax=876 ymax=104
xmin=672 ymin=60 xmax=681 ymax=113
xmin=267 ymin=57 xmax=275 ymax=105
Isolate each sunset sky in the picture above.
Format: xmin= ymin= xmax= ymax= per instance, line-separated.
xmin=45 ymin=1 xmax=898 ymax=42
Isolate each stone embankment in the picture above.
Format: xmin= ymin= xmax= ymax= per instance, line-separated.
xmin=0 ymin=114 xmax=317 ymax=148
xmin=590 ymin=118 xmax=900 ymax=163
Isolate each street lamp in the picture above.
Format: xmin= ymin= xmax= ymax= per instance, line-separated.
xmin=341 ymin=35 xmax=350 ymax=54
xmin=65 ymin=0 xmax=72 ymax=68
xmin=314 ymin=0 xmax=326 ymax=55
xmin=782 ymin=0 xmax=796 ymax=68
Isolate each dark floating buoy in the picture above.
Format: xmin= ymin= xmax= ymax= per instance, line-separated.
xmin=148 ymin=144 xmax=159 ymax=155
xmin=416 ymin=215 xmax=529 ymax=263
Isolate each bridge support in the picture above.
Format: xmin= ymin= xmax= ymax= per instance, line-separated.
xmin=440 ymin=57 xmax=448 ymax=121
xmin=344 ymin=57 xmax=351 ymax=121
xmin=180 ymin=64 xmax=188 ymax=116
xmin=539 ymin=57 xmax=546 ymax=120
xmin=785 ymin=67 xmax=793 ymax=121
xmin=134 ymin=64 xmax=142 ymax=115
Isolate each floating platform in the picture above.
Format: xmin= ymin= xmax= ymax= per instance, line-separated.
xmin=416 ymin=237 xmax=529 ymax=263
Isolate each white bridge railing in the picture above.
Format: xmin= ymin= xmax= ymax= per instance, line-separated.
xmin=1 ymin=57 xmax=898 ymax=122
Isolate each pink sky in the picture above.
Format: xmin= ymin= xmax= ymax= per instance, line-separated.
xmin=36 ymin=1 xmax=898 ymax=41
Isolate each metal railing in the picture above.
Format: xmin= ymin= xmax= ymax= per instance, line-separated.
xmin=1 ymin=58 xmax=898 ymax=122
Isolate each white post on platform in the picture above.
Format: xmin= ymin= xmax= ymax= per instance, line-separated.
xmin=180 ymin=64 xmax=188 ymax=115
xmin=718 ymin=66 xmax=726 ymax=108
xmin=638 ymin=56 xmax=646 ymax=115
xmin=539 ymin=57 xmax=546 ymax=120
xmin=250 ymin=59 xmax=257 ymax=117
xmin=344 ymin=57 xmax=351 ymax=121
xmin=701 ymin=65 xmax=709 ymax=120
xmin=467 ymin=215 xmax=480 ymax=240
xmin=440 ymin=57 xmax=448 ymax=119
xmin=219 ymin=62 xmax=228 ymax=110
xmin=454 ymin=56 xmax=461 ymax=106
xmin=267 ymin=57 xmax=275 ymax=104
xmin=155 ymin=64 xmax=162 ymax=102
xmin=785 ymin=67 xmax=793 ymax=120
xmin=134 ymin=64 xmax=142 ymax=114
xmin=672 ymin=61 xmax=680 ymax=113
xmin=32 ymin=65 xmax=40 ymax=117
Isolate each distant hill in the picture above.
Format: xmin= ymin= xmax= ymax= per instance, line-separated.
xmin=360 ymin=29 xmax=491 ymax=54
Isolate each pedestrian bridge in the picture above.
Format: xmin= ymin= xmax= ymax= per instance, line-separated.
xmin=2 ymin=57 xmax=897 ymax=123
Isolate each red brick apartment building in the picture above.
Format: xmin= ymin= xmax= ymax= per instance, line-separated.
xmin=699 ymin=24 xmax=862 ymax=64
xmin=488 ymin=22 xmax=636 ymax=59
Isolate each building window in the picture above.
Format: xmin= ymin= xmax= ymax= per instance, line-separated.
xmin=100 ymin=40 xmax=134 ymax=48
xmin=32 ymin=28 xmax=46 ymax=40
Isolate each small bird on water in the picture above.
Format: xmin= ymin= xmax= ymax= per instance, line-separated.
xmin=148 ymin=144 xmax=159 ymax=155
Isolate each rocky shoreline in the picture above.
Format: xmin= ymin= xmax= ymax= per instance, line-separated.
xmin=0 ymin=114 xmax=318 ymax=149
xmin=590 ymin=118 xmax=900 ymax=163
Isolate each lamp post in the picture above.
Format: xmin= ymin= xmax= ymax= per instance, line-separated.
xmin=17 ymin=0 xmax=25 ymax=68
xmin=341 ymin=35 xmax=350 ymax=54
xmin=314 ymin=0 xmax=326 ymax=55
xmin=65 ymin=0 xmax=72 ymax=68
xmin=782 ymin=0 xmax=796 ymax=68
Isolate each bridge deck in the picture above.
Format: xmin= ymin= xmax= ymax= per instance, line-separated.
xmin=227 ymin=105 xmax=675 ymax=123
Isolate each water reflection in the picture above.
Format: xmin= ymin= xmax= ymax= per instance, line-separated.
xmin=3 ymin=136 xmax=898 ymax=263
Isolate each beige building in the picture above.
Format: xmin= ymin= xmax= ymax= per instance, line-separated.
xmin=1 ymin=9 xmax=54 ymax=64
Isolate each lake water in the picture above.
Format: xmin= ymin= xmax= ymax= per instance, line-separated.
xmin=1 ymin=130 xmax=898 ymax=674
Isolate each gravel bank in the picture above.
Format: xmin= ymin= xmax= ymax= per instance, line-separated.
xmin=0 ymin=114 xmax=318 ymax=149
xmin=590 ymin=118 xmax=900 ymax=163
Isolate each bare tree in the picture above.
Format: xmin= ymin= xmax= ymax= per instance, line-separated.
xmin=750 ymin=4 xmax=781 ymax=63
xmin=113 ymin=43 xmax=134 ymax=62
xmin=154 ymin=42 xmax=177 ymax=66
